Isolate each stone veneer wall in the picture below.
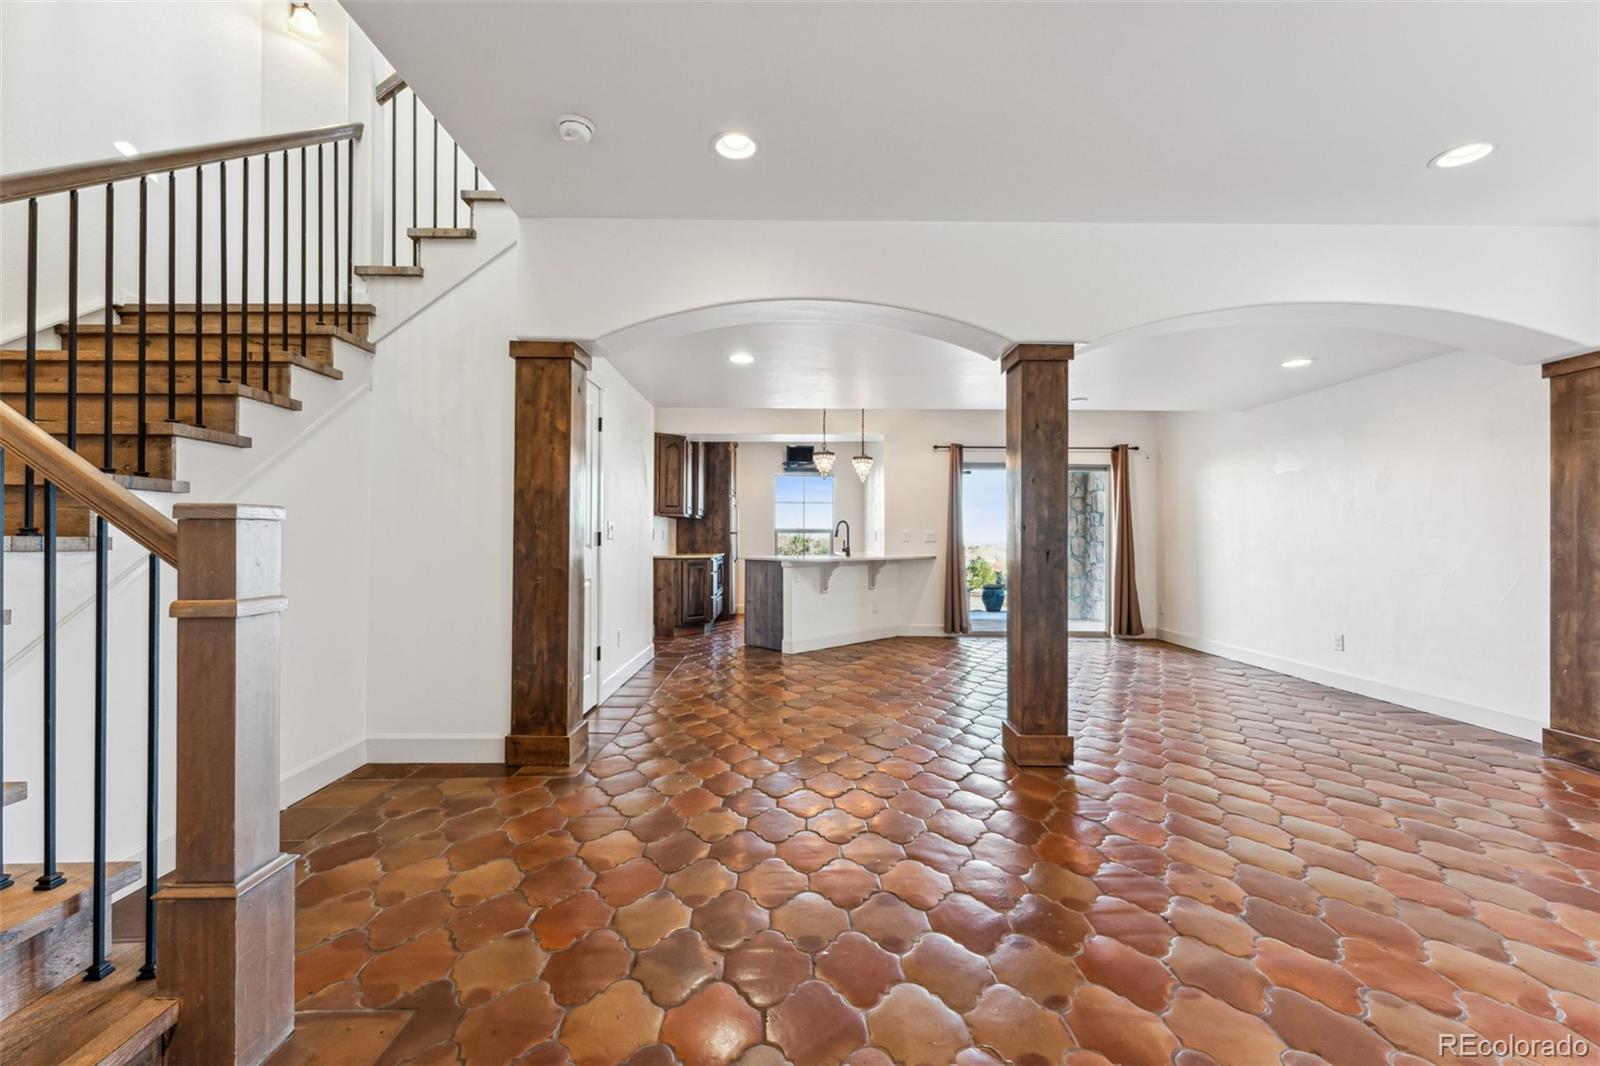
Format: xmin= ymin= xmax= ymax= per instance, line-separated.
xmin=1069 ymin=469 xmax=1108 ymax=622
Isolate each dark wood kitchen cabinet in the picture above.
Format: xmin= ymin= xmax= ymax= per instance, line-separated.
xmin=654 ymin=433 xmax=706 ymax=519
xmin=655 ymin=433 xmax=689 ymax=517
xmin=653 ymin=553 xmax=724 ymax=637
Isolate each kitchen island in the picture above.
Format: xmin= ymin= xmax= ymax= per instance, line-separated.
xmin=743 ymin=555 xmax=937 ymax=653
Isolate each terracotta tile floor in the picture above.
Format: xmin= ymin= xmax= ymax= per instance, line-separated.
xmin=272 ymin=627 xmax=1600 ymax=1065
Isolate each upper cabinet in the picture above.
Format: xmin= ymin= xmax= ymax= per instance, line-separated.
xmin=654 ymin=433 xmax=705 ymax=518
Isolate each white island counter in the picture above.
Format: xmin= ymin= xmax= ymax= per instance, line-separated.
xmin=743 ymin=555 xmax=937 ymax=653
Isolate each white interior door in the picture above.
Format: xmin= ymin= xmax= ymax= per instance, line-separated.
xmin=583 ymin=381 xmax=603 ymax=710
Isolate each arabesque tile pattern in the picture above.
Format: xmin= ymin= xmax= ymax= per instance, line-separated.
xmin=272 ymin=627 xmax=1600 ymax=1065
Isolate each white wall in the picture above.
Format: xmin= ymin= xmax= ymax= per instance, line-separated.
xmin=1157 ymin=351 xmax=1550 ymax=739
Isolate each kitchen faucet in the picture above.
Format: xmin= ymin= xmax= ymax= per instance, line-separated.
xmin=833 ymin=520 xmax=851 ymax=558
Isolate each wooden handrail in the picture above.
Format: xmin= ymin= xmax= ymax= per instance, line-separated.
xmin=375 ymin=73 xmax=408 ymax=105
xmin=0 ymin=122 xmax=363 ymax=204
xmin=0 ymin=405 xmax=178 ymax=566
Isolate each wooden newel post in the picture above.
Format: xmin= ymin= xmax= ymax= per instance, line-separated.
xmin=157 ymin=503 xmax=295 ymax=1065
xmin=1003 ymin=344 xmax=1074 ymax=766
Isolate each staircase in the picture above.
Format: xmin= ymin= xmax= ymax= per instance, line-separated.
xmin=1 ymin=71 xmax=499 ymax=1064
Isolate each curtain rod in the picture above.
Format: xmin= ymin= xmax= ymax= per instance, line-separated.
xmin=931 ymin=443 xmax=1140 ymax=452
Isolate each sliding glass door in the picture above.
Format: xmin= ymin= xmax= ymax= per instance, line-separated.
xmin=960 ymin=462 xmax=1008 ymax=633
xmin=1069 ymin=465 xmax=1110 ymax=635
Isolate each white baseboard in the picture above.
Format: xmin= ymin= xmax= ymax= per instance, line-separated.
xmin=280 ymin=736 xmax=369 ymax=806
xmin=600 ymin=644 xmax=655 ymax=702
xmin=365 ymin=733 xmax=506 ymax=763
xmin=1155 ymin=629 xmax=1543 ymax=742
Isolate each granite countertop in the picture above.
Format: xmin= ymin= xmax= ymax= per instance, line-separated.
xmin=654 ymin=553 xmax=725 ymax=560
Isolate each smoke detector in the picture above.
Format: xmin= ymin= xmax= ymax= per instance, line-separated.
xmin=556 ymin=114 xmax=595 ymax=144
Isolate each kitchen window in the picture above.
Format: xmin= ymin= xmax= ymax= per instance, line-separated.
xmin=774 ymin=474 xmax=835 ymax=555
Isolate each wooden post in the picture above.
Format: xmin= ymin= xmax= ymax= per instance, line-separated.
xmin=1002 ymin=344 xmax=1073 ymax=766
xmin=157 ymin=504 xmax=294 ymax=1065
xmin=1544 ymin=351 xmax=1600 ymax=770
xmin=507 ymin=340 xmax=590 ymax=766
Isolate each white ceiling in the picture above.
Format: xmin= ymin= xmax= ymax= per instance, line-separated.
xmin=346 ymin=0 xmax=1599 ymax=224
xmin=602 ymin=319 xmax=1007 ymax=410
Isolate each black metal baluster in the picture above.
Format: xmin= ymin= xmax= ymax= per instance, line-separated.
xmin=280 ymin=150 xmax=288 ymax=350
xmin=346 ymin=139 xmax=354 ymax=333
xmin=0 ymin=447 xmax=10 ymax=890
xmin=262 ymin=153 xmax=271 ymax=388
xmin=193 ymin=166 xmax=203 ymax=429
xmin=332 ymin=143 xmax=340 ymax=336
xmin=67 ymin=192 xmax=79 ymax=454
xmin=85 ymin=514 xmax=112 ymax=980
xmin=411 ymin=93 xmax=419 ymax=267
xmin=323 ymin=143 xmax=329 ymax=321
xmin=240 ymin=156 xmax=249 ymax=387
xmin=167 ymin=173 xmax=176 ymax=422
xmin=137 ymin=178 xmax=148 ymax=475
xmin=432 ymin=116 xmax=439 ymax=228
xmin=102 ymin=184 xmax=114 ymax=471
xmin=219 ymin=160 xmax=229 ymax=386
xmin=473 ymin=164 xmax=480 ymax=192
xmin=300 ymin=146 xmax=308 ymax=355
xmin=34 ymin=479 xmax=62 ymax=891
xmin=20 ymin=199 xmax=36 ymax=535
xmin=390 ymin=98 xmax=397 ymax=266
xmin=137 ymin=553 xmax=160 ymax=980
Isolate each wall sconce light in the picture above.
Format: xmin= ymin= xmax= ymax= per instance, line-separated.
xmin=288 ymin=2 xmax=322 ymax=42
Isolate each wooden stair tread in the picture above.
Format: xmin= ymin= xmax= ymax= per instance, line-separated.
xmin=56 ymin=321 xmax=375 ymax=354
xmin=1 ymin=944 xmax=177 ymax=1066
xmin=5 ymin=470 xmax=188 ymax=493
xmin=0 ymin=348 xmax=344 ymax=381
xmin=0 ymin=863 xmax=140 ymax=949
xmin=114 ymin=301 xmax=375 ymax=315
xmin=460 ymin=189 xmax=502 ymax=203
xmin=3 ymin=378 xmax=301 ymax=410
xmin=407 ymin=227 xmax=476 ymax=239
xmin=5 ymin=536 xmax=112 ymax=554
xmin=2 ymin=781 xmax=23 ymax=807
xmin=20 ymin=419 xmax=251 ymax=447
xmin=354 ymin=265 xmax=423 ymax=278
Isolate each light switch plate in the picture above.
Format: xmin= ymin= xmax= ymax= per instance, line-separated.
xmin=923 ymin=530 xmax=936 ymax=543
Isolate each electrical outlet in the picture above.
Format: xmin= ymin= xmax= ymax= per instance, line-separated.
xmin=871 ymin=600 xmax=879 ymax=615
xmin=1334 ymin=634 xmax=1345 ymax=652
xmin=900 ymin=529 xmax=911 ymax=543
xmin=616 ymin=627 xmax=623 ymax=647
xmin=923 ymin=530 xmax=936 ymax=543
xmin=606 ymin=521 xmax=616 ymax=541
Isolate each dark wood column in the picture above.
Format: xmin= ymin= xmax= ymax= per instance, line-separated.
xmin=507 ymin=340 xmax=590 ymax=767
xmin=1002 ymin=343 xmax=1073 ymax=766
xmin=1544 ymin=350 xmax=1600 ymax=770
xmin=158 ymin=504 xmax=294 ymax=1065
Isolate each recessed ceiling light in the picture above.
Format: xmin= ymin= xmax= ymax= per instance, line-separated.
xmin=113 ymin=141 xmax=139 ymax=157
xmin=712 ymin=132 xmax=757 ymax=161
xmin=728 ymin=352 xmax=755 ymax=365
xmin=1281 ymin=358 xmax=1314 ymax=369
xmin=1429 ymin=142 xmax=1494 ymax=169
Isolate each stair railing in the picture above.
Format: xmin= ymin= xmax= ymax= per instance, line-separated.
xmin=373 ymin=74 xmax=486 ymax=268
xmin=1 ymin=122 xmax=361 ymax=481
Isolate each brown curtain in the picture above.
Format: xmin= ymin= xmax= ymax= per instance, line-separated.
xmin=1110 ymin=444 xmax=1146 ymax=637
xmin=943 ymin=444 xmax=971 ymax=634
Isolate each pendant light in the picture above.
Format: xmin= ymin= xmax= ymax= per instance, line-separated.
xmin=813 ymin=409 xmax=837 ymax=477
xmin=851 ymin=409 xmax=874 ymax=482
